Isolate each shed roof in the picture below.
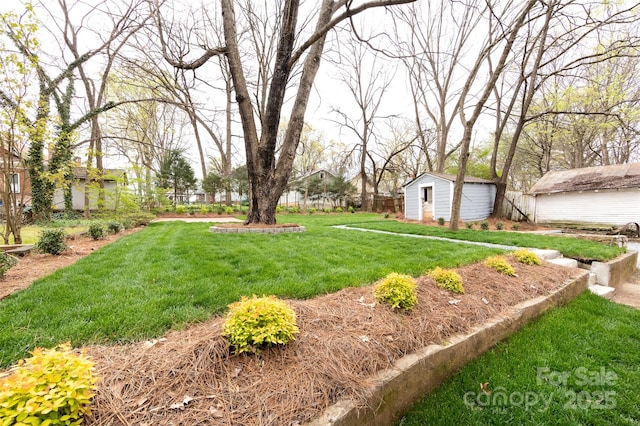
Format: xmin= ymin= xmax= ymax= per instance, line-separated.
xmin=404 ymin=172 xmax=494 ymax=187
xmin=529 ymin=163 xmax=640 ymax=195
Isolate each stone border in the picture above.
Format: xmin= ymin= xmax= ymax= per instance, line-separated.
xmin=307 ymin=270 xmax=589 ymax=426
xmin=209 ymin=225 xmax=306 ymax=234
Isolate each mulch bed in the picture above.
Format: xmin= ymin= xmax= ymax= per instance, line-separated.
xmin=86 ymin=258 xmax=581 ymax=425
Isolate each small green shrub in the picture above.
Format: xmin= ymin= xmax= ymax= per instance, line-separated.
xmin=88 ymin=223 xmax=105 ymax=240
xmin=480 ymin=221 xmax=490 ymax=230
xmin=335 ymin=207 xmax=343 ymax=213
xmin=437 ymin=217 xmax=445 ymax=226
xmin=384 ymin=212 xmax=390 ymax=218
xmin=308 ymin=207 xmax=316 ymax=215
xmin=485 ymin=255 xmax=517 ymax=276
xmin=175 ymin=205 xmax=187 ymax=214
xmin=276 ymin=205 xmax=282 ymax=213
xmin=0 ymin=252 xmax=17 ymax=277
xmin=222 ymin=295 xmax=299 ymax=354
xmin=225 ymin=206 xmax=234 ymax=215
xmin=200 ymin=206 xmax=209 ymax=214
xmin=323 ymin=207 xmax=332 ymax=214
xmin=0 ymin=343 xmax=97 ymax=425
xmin=495 ymin=221 xmax=504 ymax=230
xmin=348 ymin=206 xmax=355 ymax=213
xmin=36 ymin=228 xmax=67 ymax=255
xmin=288 ymin=206 xmax=300 ymax=214
xmin=106 ymin=221 xmax=123 ymax=234
xmin=465 ymin=222 xmax=474 ymax=229
xmin=373 ymin=273 xmax=418 ymax=311
xmin=513 ymin=249 xmax=542 ymax=266
xmin=511 ymin=223 xmax=520 ymax=231
xmin=428 ymin=267 xmax=464 ymax=294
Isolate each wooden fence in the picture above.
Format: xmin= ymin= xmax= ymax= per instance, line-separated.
xmin=372 ymin=195 xmax=404 ymax=213
xmin=500 ymin=190 xmax=536 ymax=222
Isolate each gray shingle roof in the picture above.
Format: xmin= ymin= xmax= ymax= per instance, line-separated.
xmin=529 ymin=163 xmax=640 ymax=195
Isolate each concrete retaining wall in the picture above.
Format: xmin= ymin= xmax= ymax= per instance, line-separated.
xmin=308 ymin=270 xmax=589 ymax=426
xmin=589 ymin=251 xmax=638 ymax=288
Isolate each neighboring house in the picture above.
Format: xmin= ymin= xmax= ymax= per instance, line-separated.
xmin=0 ymin=148 xmax=31 ymax=207
xmin=52 ymin=167 xmax=126 ymax=211
xmin=279 ymin=169 xmax=336 ymax=207
xmin=403 ymin=172 xmax=496 ymax=222
xmin=528 ymin=163 xmax=640 ymax=227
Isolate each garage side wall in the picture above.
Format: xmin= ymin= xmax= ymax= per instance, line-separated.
xmin=535 ymin=189 xmax=640 ymax=226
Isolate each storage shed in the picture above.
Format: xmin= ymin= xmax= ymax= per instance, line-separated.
xmin=403 ymin=172 xmax=496 ymax=222
xmin=529 ymin=163 xmax=640 ymax=227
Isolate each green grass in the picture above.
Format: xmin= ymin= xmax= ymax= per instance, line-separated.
xmin=399 ymin=293 xmax=640 ymax=425
xmin=0 ymin=214 xmax=504 ymax=367
xmin=5 ymin=224 xmax=89 ymax=245
xmin=348 ymin=221 xmax=624 ymax=262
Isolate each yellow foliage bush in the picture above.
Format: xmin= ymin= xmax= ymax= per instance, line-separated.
xmin=428 ymin=267 xmax=464 ymax=294
xmin=485 ymin=255 xmax=517 ymax=276
xmin=373 ymin=273 xmax=417 ymax=311
xmin=0 ymin=343 xmax=97 ymax=426
xmin=222 ymin=295 xmax=299 ymax=354
xmin=513 ymin=249 xmax=542 ymax=265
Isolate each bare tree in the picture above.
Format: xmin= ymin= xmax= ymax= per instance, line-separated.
xmin=445 ymin=0 xmax=539 ymax=229
xmin=155 ymin=0 xmax=415 ymax=224
xmin=395 ymin=1 xmax=485 ymax=173
xmin=330 ymin=34 xmax=395 ymax=211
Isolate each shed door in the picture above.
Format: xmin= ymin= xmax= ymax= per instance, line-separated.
xmin=422 ymin=186 xmax=433 ymax=220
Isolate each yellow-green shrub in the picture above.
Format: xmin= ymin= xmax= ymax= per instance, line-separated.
xmin=222 ymin=295 xmax=299 ymax=354
xmin=485 ymin=255 xmax=517 ymax=276
xmin=513 ymin=249 xmax=542 ymax=265
xmin=428 ymin=267 xmax=464 ymax=294
xmin=0 ymin=343 xmax=97 ymax=426
xmin=373 ymin=273 xmax=417 ymax=311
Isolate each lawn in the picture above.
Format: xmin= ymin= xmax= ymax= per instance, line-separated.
xmin=346 ymin=220 xmax=625 ymax=262
xmin=7 ymin=222 xmax=92 ymax=245
xmin=399 ymin=292 xmax=640 ymax=425
xmin=0 ymin=214 xmax=506 ymax=367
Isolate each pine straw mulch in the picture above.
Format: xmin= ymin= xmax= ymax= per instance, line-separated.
xmin=86 ymin=258 xmax=582 ymax=426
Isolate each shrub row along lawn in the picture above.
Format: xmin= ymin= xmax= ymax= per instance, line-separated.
xmin=399 ymin=292 xmax=640 ymax=425
xmin=0 ymin=214 xmax=504 ymax=367
xmin=348 ymin=221 xmax=625 ymax=262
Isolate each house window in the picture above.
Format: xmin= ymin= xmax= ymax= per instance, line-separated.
xmin=9 ymin=173 xmax=19 ymax=194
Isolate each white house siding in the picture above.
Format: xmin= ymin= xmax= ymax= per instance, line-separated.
xmin=53 ymin=181 xmax=119 ymax=210
xmin=460 ymin=183 xmax=496 ymax=221
xmin=534 ymin=189 xmax=640 ymax=226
